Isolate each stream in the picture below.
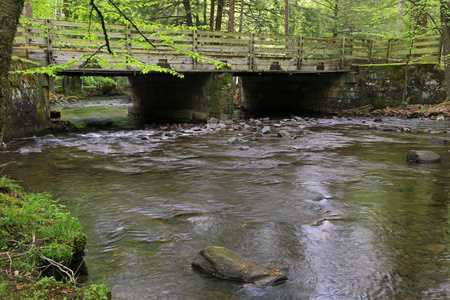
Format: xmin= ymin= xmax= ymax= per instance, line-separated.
xmin=0 ymin=96 xmax=449 ymax=299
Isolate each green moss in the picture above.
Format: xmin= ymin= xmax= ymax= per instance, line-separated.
xmin=211 ymin=73 xmax=233 ymax=119
xmin=11 ymin=56 xmax=39 ymax=70
xmin=0 ymin=177 xmax=111 ymax=298
xmin=0 ymin=176 xmax=86 ymax=273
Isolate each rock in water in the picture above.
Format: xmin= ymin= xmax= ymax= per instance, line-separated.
xmin=261 ymin=126 xmax=272 ymax=134
xmin=277 ymin=130 xmax=291 ymax=138
xmin=191 ymin=246 xmax=287 ymax=286
xmin=406 ymin=150 xmax=441 ymax=163
xmin=429 ymin=137 xmax=450 ymax=145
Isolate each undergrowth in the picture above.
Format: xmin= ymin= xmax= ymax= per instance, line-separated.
xmin=0 ymin=176 xmax=111 ymax=299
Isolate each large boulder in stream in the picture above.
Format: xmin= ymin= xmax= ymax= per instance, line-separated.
xmin=191 ymin=246 xmax=287 ymax=286
xmin=406 ymin=150 xmax=441 ymax=163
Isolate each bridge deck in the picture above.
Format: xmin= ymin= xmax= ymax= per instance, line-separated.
xmin=12 ymin=19 xmax=442 ymax=75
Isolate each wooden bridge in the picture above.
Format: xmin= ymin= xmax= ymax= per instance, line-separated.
xmin=13 ymin=18 xmax=443 ymax=75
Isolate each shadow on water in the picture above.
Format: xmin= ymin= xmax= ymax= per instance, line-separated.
xmin=0 ymin=97 xmax=449 ymax=299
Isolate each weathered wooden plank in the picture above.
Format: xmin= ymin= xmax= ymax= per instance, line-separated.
xmin=197 ymin=37 xmax=250 ymax=45
xmin=13 ymin=36 xmax=27 ymax=44
xmin=412 ymin=55 xmax=440 ymax=62
xmin=197 ymin=45 xmax=250 ymax=53
xmin=12 ymin=48 xmax=28 ymax=57
xmin=390 ymin=49 xmax=413 ymax=56
xmin=410 ymin=47 xmax=441 ymax=55
xmin=254 ymin=49 xmax=297 ymax=56
xmin=131 ymin=33 xmax=194 ymax=42
xmin=51 ymin=29 xmax=127 ymax=40
xmin=412 ymin=40 xmax=441 ymax=47
xmin=302 ymin=43 xmax=343 ymax=49
xmin=52 ymin=39 xmax=106 ymax=48
xmin=348 ymin=50 xmax=370 ymax=57
xmin=25 ymin=37 xmax=47 ymax=46
xmin=24 ymin=18 xmax=46 ymax=25
xmin=303 ymin=49 xmax=342 ymax=56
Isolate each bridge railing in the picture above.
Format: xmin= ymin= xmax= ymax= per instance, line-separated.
xmin=13 ymin=19 xmax=442 ymax=73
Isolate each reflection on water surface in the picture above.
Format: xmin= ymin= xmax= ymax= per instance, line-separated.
xmin=0 ymin=97 xmax=449 ymax=299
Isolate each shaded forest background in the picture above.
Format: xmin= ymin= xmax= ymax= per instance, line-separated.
xmin=22 ymin=0 xmax=442 ymax=39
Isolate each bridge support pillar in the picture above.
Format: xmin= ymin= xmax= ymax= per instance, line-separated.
xmin=128 ymin=73 xmax=233 ymax=122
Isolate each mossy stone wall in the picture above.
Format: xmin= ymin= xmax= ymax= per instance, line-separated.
xmin=351 ymin=63 xmax=446 ymax=108
xmin=5 ymin=57 xmax=51 ymax=141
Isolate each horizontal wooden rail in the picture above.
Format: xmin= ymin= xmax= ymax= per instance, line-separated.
xmin=12 ymin=18 xmax=442 ymax=74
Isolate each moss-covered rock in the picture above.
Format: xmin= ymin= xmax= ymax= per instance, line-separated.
xmin=192 ymin=246 xmax=287 ymax=286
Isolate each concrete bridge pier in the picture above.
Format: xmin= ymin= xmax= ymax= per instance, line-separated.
xmin=128 ymin=73 xmax=234 ymax=122
xmin=239 ymin=73 xmax=352 ymax=117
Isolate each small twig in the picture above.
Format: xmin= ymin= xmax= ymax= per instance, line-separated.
xmin=83 ymin=44 xmax=107 ymax=63
xmin=106 ymin=0 xmax=156 ymax=49
xmin=6 ymin=252 xmax=12 ymax=273
xmin=37 ymin=250 xmax=77 ymax=286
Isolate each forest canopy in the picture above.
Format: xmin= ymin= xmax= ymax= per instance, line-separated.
xmin=25 ymin=0 xmax=442 ymax=39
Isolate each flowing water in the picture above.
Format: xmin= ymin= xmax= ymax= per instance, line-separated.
xmin=0 ymin=96 xmax=449 ymax=299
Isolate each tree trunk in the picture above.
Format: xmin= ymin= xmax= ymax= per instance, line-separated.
xmin=183 ymin=0 xmax=193 ymax=26
xmin=228 ymin=0 xmax=235 ymax=32
xmin=397 ymin=1 xmax=405 ymax=37
xmin=203 ymin=0 xmax=207 ymax=25
xmin=0 ymin=0 xmax=26 ymax=143
xmin=285 ymin=0 xmax=289 ymax=35
xmin=23 ymin=0 xmax=33 ymax=18
xmin=332 ymin=1 xmax=339 ymax=37
xmin=215 ymin=0 xmax=224 ymax=31
xmin=239 ymin=0 xmax=244 ymax=32
xmin=441 ymin=1 xmax=450 ymax=100
xmin=63 ymin=0 xmax=71 ymax=20
xmin=412 ymin=0 xmax=428 ymax=34
xmin=210 ymin=0 xmax=215 ymax=30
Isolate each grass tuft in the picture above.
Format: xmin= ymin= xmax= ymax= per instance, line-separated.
xmin=0 ymin=176 xmax=111 ymax=299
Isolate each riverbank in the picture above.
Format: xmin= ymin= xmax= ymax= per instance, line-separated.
xmin=338 ymin=101 xmax=450 ymax=119
xmin=0 ymin=177 xmax=111 ymax=299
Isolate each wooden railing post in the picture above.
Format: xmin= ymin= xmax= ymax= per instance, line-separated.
xmin=341 ymin=37 xmax=346 ymax=70
xmin=46 ymin=19 xmax=53 ymax=65
xmin=126 ymin=23 xmax=132 ymax=56
xmin=297 ymin=36 xmax=303 ymax=70
xmin=249 ymin=33 xmax=254 ymax=71
xmin=387 ymin=39 xmax=392 ymax=63
xmin=369 ymin=40 xmax=373 ymax=63
xmin=193 ymin=29 xmax=198 ymax=70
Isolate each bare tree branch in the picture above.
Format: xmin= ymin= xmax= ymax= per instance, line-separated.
xmin=89 ymin=0 xmax=113 ymax=54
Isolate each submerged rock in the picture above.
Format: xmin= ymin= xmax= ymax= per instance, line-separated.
xmin=51 ymin=120 xmax=79 ymax=133
xmin=429 ymin=137 xmax=450 ymax=145
xmin=191 ymin=246 xmax=287 ymax=286
xmin=406 ymin=150 xmax=441 ymax=163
